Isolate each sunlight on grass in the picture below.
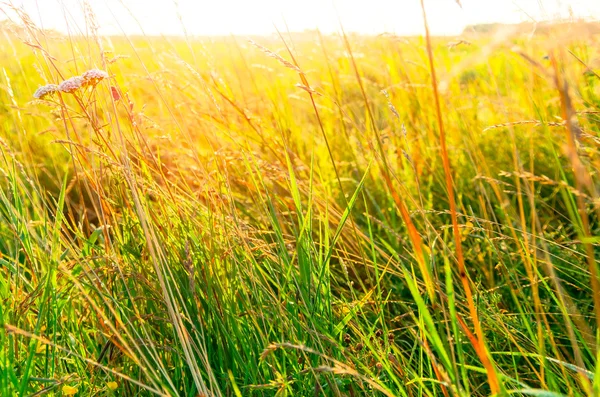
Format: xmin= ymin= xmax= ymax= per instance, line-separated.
xmin=0 ymin=1 xmax=599 ymax=396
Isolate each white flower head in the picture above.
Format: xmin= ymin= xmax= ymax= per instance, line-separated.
xmin=58 ymin=76 xmax=84 ymax=93
xmin=33 ymin=84 xmax=59 ymax=99
xmin=82 ymin=69 xmax=109 ymax=86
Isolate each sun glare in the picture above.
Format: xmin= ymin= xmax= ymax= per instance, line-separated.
xmin=6 ymin=0 xmax=600 ymax=36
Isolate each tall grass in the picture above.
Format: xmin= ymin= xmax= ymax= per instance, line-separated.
xmin=0 ymin=2 xmax=599 ymax=396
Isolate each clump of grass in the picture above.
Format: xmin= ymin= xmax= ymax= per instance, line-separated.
xmin=0 ymin=2 xmax=599 ymax=397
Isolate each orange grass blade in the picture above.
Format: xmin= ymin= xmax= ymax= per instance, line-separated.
xmin=420 ymin=0 xmax=500 ymax=393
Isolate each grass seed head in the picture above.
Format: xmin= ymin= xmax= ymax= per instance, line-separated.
xmin=260 ymin=344 xmax=278 ymax=361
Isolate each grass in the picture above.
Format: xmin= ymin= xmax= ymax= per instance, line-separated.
xmin=0 ymin=3 xmax=600 ymax=396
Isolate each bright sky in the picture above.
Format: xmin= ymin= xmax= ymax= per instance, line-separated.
xmin=4 ymin=0 xmax=600 ymax=36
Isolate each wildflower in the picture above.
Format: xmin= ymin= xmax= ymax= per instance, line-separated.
xmin=62 ymin=385 xmax=79 ymax=395
xmin=33 ymin=84 xmax=58 ymax=99
xmin=58 ymin=76 xmax=84 ymax=93
xmin=107 ymin=381 xmax=118 ymax=390
xmin=82 ymin=68 xmax=108 ymax=86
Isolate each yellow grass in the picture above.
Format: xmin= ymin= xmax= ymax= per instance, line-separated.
xmin=1 ymin=7 xmax=600 ymax=397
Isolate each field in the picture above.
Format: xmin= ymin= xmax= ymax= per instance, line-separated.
xmin=1 ymin=5 xmax=600 ymax=397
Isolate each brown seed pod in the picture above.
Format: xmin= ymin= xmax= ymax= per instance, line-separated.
xmin=355 ymin=343 xmax=364 ymax=351
xmin=343 ymin=334 xmax=351 ymax=344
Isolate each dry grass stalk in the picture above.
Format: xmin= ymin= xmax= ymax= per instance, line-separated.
xmin=248 ymin=39 xmax=303 ymax=74
xmin=483 ymin=120 xmax=564 ymax=131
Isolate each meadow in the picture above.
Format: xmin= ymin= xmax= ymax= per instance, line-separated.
xmin=1 ymin=4 xmax=600 ymax=396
